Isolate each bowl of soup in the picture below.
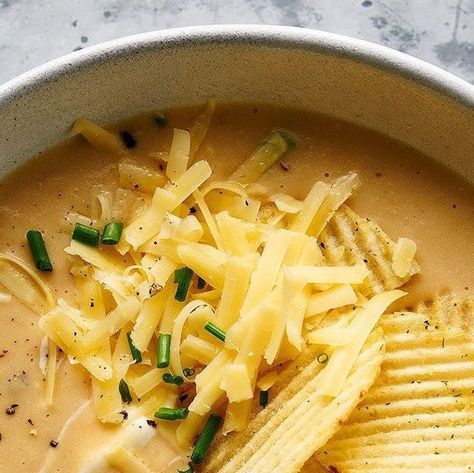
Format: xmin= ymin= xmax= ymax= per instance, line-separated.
xmin=0 ymin=25 xmax=473 ymax=473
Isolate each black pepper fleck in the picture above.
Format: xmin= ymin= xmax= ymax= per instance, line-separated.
xmin=120 ymin=131 xmax=137 ymax=149
xmin=146 ymin=419 xmax=157 ymax=428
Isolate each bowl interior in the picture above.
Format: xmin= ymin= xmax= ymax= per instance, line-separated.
xmin=0 ymin=26 xmax=473 ymax=181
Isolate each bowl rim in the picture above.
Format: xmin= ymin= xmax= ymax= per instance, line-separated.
xmin=0 ymin=24 xmax=473 ymax=110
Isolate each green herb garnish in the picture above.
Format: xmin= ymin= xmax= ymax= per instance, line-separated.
xmin=102 ymin=222 xmax=123 ymax=245
xmin=156 ymin=333 xmax=171 ymax=368
xmin=191 ymin=414 xmax=222 ymax=464
xmin=174 ymin=267 xmax=194 ymax=302
xmin=26 ymin=230 xmax=52 ymax=271
xmin=119 ymin=379 xmax=132 ymax=404
xmin=259 ymin=390 xmax=269 ymax=407
xmin=162 ymin=373 xmax=184 ymax=385
xmin=204 ymin=321 xmax=226 ymax=342
xmin=277 ymin=128 xmax=298 ymax=149
xmin=127 ymin=331 xmax=142 ymax=363
xmin=72 ymin=223 xmax=100 ymax=247
xmin=154 ymin=407 xmax=188 ymax=420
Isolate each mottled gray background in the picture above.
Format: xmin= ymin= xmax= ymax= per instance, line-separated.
xmin=0 ymin=0 xmax=473 ymax=85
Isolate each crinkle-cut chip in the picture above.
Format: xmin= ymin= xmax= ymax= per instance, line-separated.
xmin=319 ymin=205 xmax=420 ymax=295
xmin=202 ymin=329 xmax=385 ymax=473
xmin=417 ymin=294 xmax=474 ymax=338
xmin=316 ymin=298 xmax=474 ymax=473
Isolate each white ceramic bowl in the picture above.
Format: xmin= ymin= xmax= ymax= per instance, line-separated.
xmin=0 ymin=25 xmax=473 ymax=181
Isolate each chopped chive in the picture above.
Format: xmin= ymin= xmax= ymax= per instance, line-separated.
xmin=119 ymin=131 xmax=137 ymax=148
xmin=119 ymin=379 xmax=132 ymax=404
xmin=174 ymin=267 xmax=194 ymax=302
xmin=204 ymin=321 xmax=226 ymax=342
xmin=277 ymin=128 xmax=298 ymax=149
xmin=317 ymin=353 xmax=329 ymax=364
xmin=102 ymin=222 xmax=123 ymax=245
xmin=259 ymin=390 xmax=269 ymax=407
xmin=191 ymin=414 xmax=222 ymax=464
xmin=197 ymin=276 xmax=206 ymax=289
xmin=162 ymin=373 xmax=174 ymax=383
xmin=154 ymin=407 xmax=188 ymax=420
xmin=156 ymin=333 xmax=171 ymax=368
xmin=154 ymin=113 xmax=167 ymax=128
xmin=162 ymin=373 xmax=184 ymax=385
xmin=72 ymin=223 xmax=100 ymax=247
xmin=127 ymin=332 xmax=142 ymax=363
xmin=26 ymin=230 xmax=53 ymax=271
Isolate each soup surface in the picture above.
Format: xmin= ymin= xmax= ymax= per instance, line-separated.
xmin=0 ymin=103 xmax=473 ymax=473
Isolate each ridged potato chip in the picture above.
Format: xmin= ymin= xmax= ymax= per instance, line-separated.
xmin=203 ymin=329 xmax=385 ymax=473
xmin=320 ymin=205 xmax=420 ymax=295
xmin=316 ymin=297 xmax=474 ymax=472
xmin=417 ymin=294 xmax=474 ymax=337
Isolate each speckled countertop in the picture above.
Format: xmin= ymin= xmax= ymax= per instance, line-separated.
xmin=0 ymin=0 xmax=472 ymax=85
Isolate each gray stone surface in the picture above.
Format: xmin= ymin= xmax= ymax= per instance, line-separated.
xmin=0 ymin=0 xmax=472 ymax=85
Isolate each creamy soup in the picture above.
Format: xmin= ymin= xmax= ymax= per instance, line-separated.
xmin=0 ymin=103 xmax=473 ymax=473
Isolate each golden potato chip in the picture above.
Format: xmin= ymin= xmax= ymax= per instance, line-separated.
xmin=320 ymin=205 xmax=420 ymax=295
xmin=417 ymin=294 xmax=474 ymax=337
xmin=316 ymin=297 xmax=474 ymax=472
xmin=203 ymin=329 xmax=385 ymax=473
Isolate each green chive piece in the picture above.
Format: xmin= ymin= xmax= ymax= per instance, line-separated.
xmin=157 ymin=334 xmax=171 ymax=368
xmin=162 ymin=373 xmax=174 ymax=383
xmin=259 ymin=390 xmax=269 ymax=407
xmin=197 ymin=276 xmax=206 ymax=289
xmin=173 ymin=375 xmax=184 ymax=385
xmin=119 ymin=379 xmax=132 ymax=404
xmin=174 ymin=267 xmax=194 ymax=302
xmin=26 ymin=230 xmax=53 ymax=271
xmin=277 ymin=128 xmax=298 ymax=149
xmin=102 ymin=222 xmax=123 ymax=245
xmin=72 ymin=223 xmax=100 ymax=247
xmin=162 ymin=373 xmax=184 ymax=385
xmin=191 ymin=414 xmax=222 ymax=464
xmin=177 ymin=463 xmax=194 ymax=473
xmin=204 ymin=321 xmax=226 ymax=342
xmin=154 ymin=407 xmax=188 ymax=420
xmin=127 ymin=332 xmax=142 ymax=363
xmin=154 ymin=113 xmax=167 ymax=128
xmin=317 ymin=353 xmax=329 ymax=364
